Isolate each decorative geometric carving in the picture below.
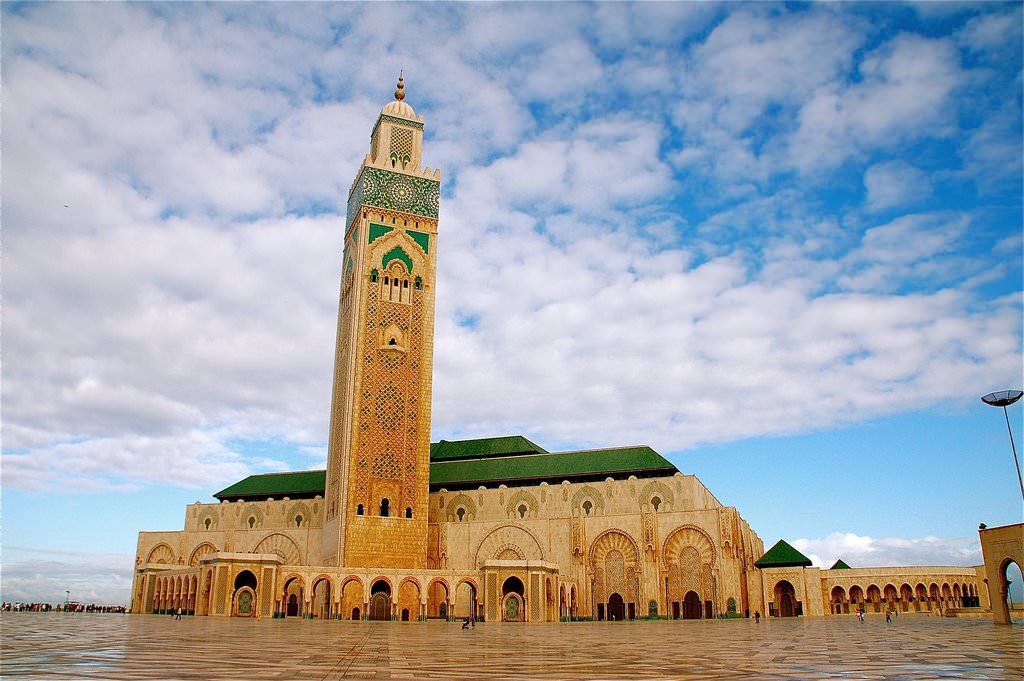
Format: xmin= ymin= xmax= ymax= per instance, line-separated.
xmin=188 ymin=542 xmax=217 ymax=566
xmin=146 ymin=543 xmax=175 ymax=564
xmin=505 ymin=490 xmax=538 ymax=519
xmin=445 ymin=493 xmax=477 ymax=522
xmin=474 ymin=524 xmax=544 ymax=567
xmin=390 ymin=127 xmax=414 ymax=160
xmin=638 ymin=480 xmax=674 ymax=510
xmin=571 ymin=485 xmax=605 ymax=516
xmin=347 ymin=167 xmax=439 ymax=227
xmin=253 ymin=533 xmax=301 ymax=565
xmin=590 ymin=531 xmax=640 ymax=604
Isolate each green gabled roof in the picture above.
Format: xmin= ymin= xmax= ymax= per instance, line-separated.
xmin=430 ymin=435 xmax=547 ymax=461
xmin=214 ymin=470 xmax=327 ymax=501
xmin=830 ymin=559 xmax=852 ymax=570
xmin=429 ymin=445 xmax=677 ymax=489
xmin=754 ymin=540 xmax=813 ymax=568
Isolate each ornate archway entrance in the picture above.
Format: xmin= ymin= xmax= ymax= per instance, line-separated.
xmin=682 ymin=591 xmax=702 ymax=619
xmin=607 ymin=593 xmax=625 ymax=621
xmin=502 ymin=576 xmax=525 ymax=622
xmin=233 ymin=570 xmax=258 ymax=618
xmin=369 ymin=580 xmax=391 ymax=621
xmin=774 ymin=580 xmax=797 ymax=617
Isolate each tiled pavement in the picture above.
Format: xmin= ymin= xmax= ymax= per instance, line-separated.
xmin=2 ymin=613 xmax=1022 ymax=680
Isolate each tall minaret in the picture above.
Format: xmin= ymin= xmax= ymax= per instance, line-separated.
xmin=322 ymin=75 xmax=440 ymax=568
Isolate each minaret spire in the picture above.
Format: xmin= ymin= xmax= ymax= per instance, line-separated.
xmin=394 ymin=71 xmax=405 ymax=101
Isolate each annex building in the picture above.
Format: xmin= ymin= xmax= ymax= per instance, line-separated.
xmin=131 ymin=78 xmax=989 ymax=623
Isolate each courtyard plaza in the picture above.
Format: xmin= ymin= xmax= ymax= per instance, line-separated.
xmin=1 ymin=613 xmax=1021 ymax=680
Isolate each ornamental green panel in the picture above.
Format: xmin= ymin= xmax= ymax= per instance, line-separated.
xmin=406 ymin=230 xmax=430 ymax=254
xmin=382 ymin=246 xmax=414 ymax=273
xmin=369 ymin=223 xmax=394 ymax=244
xmin=347 ymin=167 xmax=440 ymax=227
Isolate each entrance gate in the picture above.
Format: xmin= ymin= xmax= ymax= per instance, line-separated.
xmin=607 ymin=593 xmax=625 ymax=621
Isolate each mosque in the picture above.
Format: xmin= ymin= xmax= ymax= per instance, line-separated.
xmin=131 ymin=78 xmax=989 ymax=622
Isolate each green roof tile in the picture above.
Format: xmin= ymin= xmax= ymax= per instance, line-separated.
xmin=429 ymin=445 xmax=676 ymax=488
xmin=211 ymin=438 xmax=679 ymax=501
xmin=430 ymin=435 xmax=547 ymax=461
xmin=754 ymin=539 xmax=813 ymax=568
xmin=214 ymin=470 xmax=326 ymax=501
xmin=830 ymin=559 xmax=852 ymax=570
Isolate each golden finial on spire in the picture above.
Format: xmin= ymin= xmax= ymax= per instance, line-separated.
xmin=394 ymin=71 xmax=405 ymax=101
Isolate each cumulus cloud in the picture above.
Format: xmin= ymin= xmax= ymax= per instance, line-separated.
xmin=1 ymin=2 xmax=1020 ymax=498
xmin=792 ymin=532 xmax=982 ymax=569
xmin=0 ymin=547 xmax=134 ymax=605
xmin=863 ymin=161 xmax=934 ymax=212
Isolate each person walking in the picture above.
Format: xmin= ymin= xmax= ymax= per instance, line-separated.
xmin=461 ymin=617 xmax=470 ymax=630
xmin=886 ymin=610 xmax=892 ymax=624
xmin=754 ymin=611 xmax=760 ymax=624
xmin=175 ymin=607 xmax=182 ymax=621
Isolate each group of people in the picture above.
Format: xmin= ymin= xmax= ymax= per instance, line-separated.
xmin=1 ymin=602 xmax=126 ymax=613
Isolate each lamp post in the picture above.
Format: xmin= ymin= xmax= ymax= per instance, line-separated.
xmin=981 ymin=389 xmax=1024 ymax=501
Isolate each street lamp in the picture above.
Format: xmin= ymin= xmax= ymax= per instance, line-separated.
xmin=981 ymin=389 xmax=1024 ymax=501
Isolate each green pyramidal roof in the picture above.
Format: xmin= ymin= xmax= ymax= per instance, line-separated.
xmin=429 ymin=445 xmax=676 ymax=490
xmin=754 ymin=539 xmax=813 ymax=568
xmin=212 ymin=437 xmax=679 ymax=501
xmin=214 ymin=470 xmax=326 ymax=501
xmin=830 ymin=559 xmax=852 ymax=570
xmin=430 ymin=435 xmax=547 ymax=461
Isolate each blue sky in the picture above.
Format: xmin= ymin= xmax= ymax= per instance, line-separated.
xmin=2 ymin=2 xmax=1021 ymax=605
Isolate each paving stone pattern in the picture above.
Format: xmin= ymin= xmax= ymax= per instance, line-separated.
xmin=2 ymin=613 xmax=1022 ymax=680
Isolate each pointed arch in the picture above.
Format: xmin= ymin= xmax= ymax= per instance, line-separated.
xmin=662 ymin=525 xmax=717 ymax=568
xmin=188 ymin=542 xmax=218 ymax=566
xmin=252 ymin=533 xmax=301 ymax=565
xmin=146 ymin=543 xmax=176 ymax=565
xmin=473 ymin=524 xmax=544 ymax=566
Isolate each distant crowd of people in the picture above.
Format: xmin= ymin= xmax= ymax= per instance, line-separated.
xmin=2 ymin=602 xmax=127 ymax=613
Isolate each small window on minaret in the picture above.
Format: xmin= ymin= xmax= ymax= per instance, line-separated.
xmin=456 ymin=508 xmax=465 ymax=522
xmin=380 ymin=498 xmax=390 ymax=517
xmin=518 ymin=504 xmax=528 ymax=519
xmin=357 ymin=504 xmax=364 ymax=516
xmin=295 ymin=515 xmax=303 ymax=527
xmin=405 ymin=507 xmax=412 ymax=518
xmin=652 ymin=496 xmax=662 ymax=512
xmin=383 ymin=276 xmax=389 ymax=285
xmin=388 ymin=337 xmax=397 ymax=346
xmin=583 ymin=500 xmax=593 ymax=516
xmin=403 ymin=280 xmax=409 ymax=288
xmin=370 ymin=270 xmax=378 ymax=283
xmin=414 ymin=277 xmax=422 ymax=290
xmin=204 ymin=518 xmax=211 ymax=530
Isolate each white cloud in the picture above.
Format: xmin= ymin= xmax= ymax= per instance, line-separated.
xmin=0 ymin=547 xmax=134 ymax=605
xmin=792 ymin=532 xmax=982 ymax=569
xmin=863 ymin=160 xmax=934 ymax=212
xmin=1 ymin=3 xmax=1020 ymax=495
xmin=789 ymin=34 xmax=963 ymax=172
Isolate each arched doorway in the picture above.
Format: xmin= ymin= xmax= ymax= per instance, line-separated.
xmin=340 ymin=578 xmax=363 ymax=620
xmin=774 ymin=580 xmax=797 ymax=617
xmin=502 ymin=576 xmax=525 ymax=622
xmin=998 ymin=559 xmax=1023 ymax=623
xmin=312 ymin=578 xmax=331 ymax=619
xmin=427 ymin=579 xmax=449 ymax=619
xmin=456 ymin=581 xmax=478 ymax=620
xmin=369 ymin=580 xmax=391 ymax=621
xmin=233 ymin=570 xmax=258 ymax=617
xmin=283 ymin=576 xmax=303 ymax=617
xmin=830 ymin=586 xmax=848 ymax=614
xmin=607 ymin=593 xmax=625 ymax=621
xmin=682 ymin=590 xmax=702 ymax=619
